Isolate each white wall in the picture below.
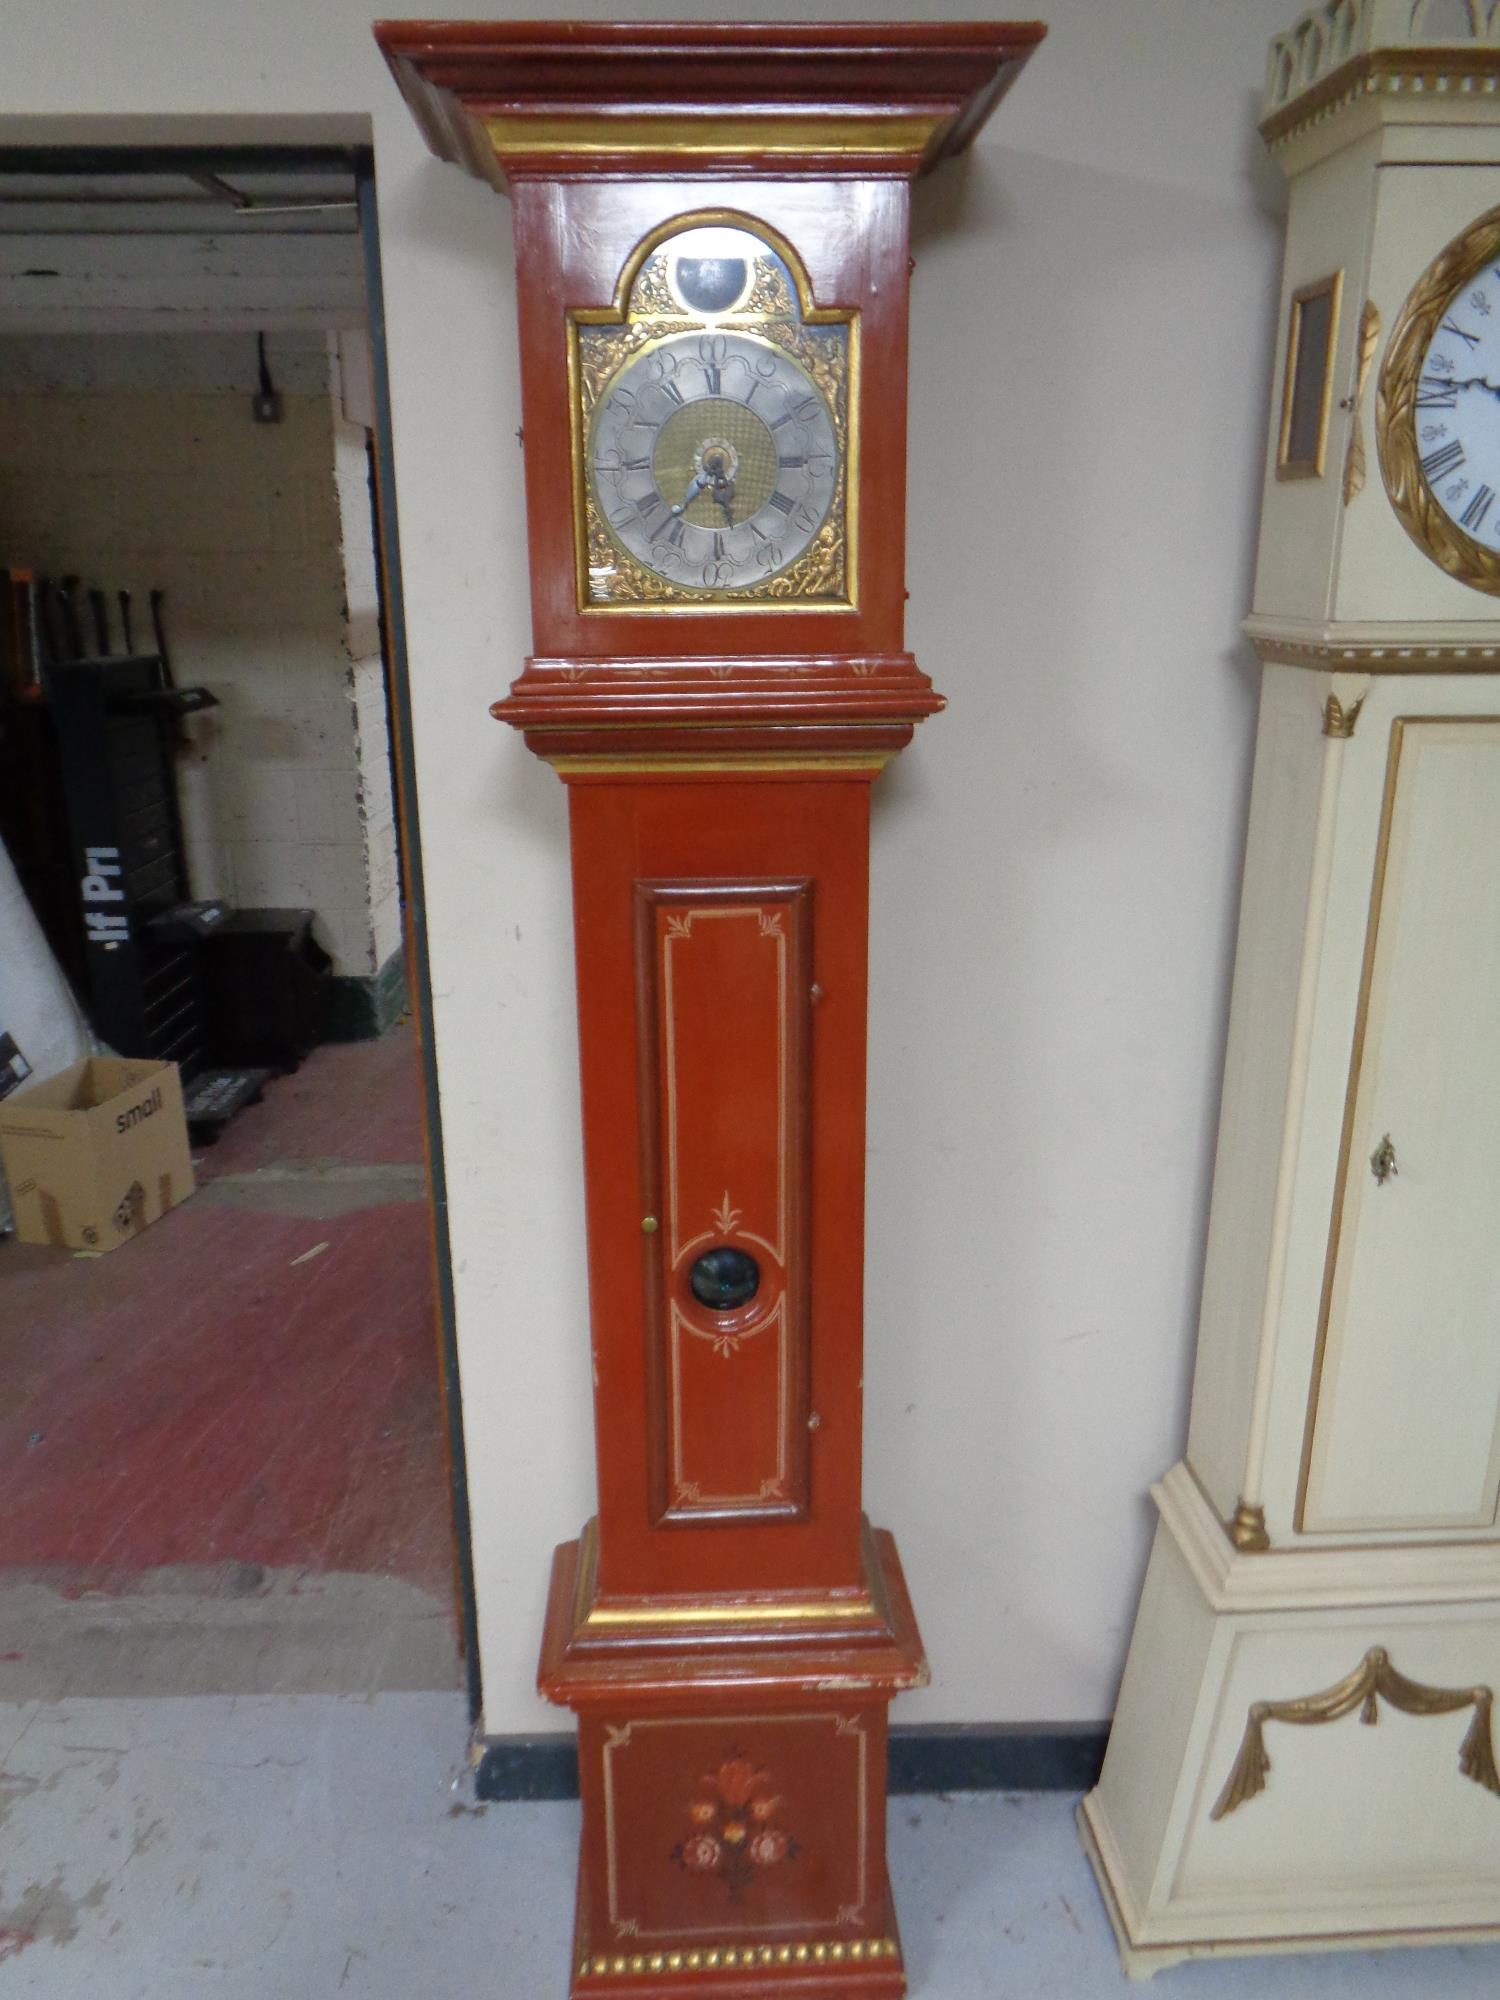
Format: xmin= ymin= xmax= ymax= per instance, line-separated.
xmin=0 ymin=0 xmax=1292 ymax=1733
xmin=0 ymin=332 xmax=399 ymax=978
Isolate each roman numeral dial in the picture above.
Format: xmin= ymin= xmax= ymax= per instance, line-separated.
xmin=1397 ymin=261 xmax=1500 ymax=562
xmin=587 ymin=324 xmax=841 ymax=596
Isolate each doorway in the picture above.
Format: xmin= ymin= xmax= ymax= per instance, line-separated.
xmin=0 ymin=149 xmax=476 ymax=1711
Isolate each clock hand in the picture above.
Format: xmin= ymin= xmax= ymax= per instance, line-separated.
xmin=712 ymin=478 xmax=736 ymax=529
xmin=1445 ymin=375 xmax=1500 ymax=400
xmin=670 ymin=470 xmax=710 ymax=516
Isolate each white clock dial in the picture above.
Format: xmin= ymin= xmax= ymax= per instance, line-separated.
xmin=1413 ymin=274 xmax=1500 ymax=545
xmin=588 ymin=329 xmax=839 ymax=593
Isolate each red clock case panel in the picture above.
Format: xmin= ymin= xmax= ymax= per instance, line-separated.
xmin=569 ymin=772 xmax=869 ymax=1604
xmin=582 ymin=1708 xmax=885 ymax=1944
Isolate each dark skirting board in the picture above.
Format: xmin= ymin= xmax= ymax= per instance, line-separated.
xmin=474 ymin=1724 xmax=1111 ymax=1803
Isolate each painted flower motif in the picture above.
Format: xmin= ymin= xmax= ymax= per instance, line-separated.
xmin=681 ymin=1834 xmax=723 ymax=1872
xmin=671 ymin=1747 xmax=800 ymax=1900
xmin=713 ymin=1758 xmax=765 ymax=1808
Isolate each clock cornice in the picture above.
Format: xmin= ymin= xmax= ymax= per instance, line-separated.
xmin=1260 ymin=26 xmax=1500 ymax=176
xmin=373 ymin=19 xmax=1046 ymax=185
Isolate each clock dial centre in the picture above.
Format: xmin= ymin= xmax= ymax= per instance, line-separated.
xmin=660 ymin=406 xmax=771 ymax=528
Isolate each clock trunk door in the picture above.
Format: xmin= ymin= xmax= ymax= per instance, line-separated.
xmin=569 ymin=770 xmax=872 ymax=1600
xmin=1302 ymin=715 xmax=1500 ymax=1535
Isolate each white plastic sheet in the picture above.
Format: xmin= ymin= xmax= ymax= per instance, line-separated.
xmin=0 ymin=833 xmax=90 ymax=1232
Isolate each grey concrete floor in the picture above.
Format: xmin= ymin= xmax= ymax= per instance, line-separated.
xmin=0 ymin=1569 xmax=457 ymax=1703
xmin=1 ymin=1691 xmax=1498 ymax=1997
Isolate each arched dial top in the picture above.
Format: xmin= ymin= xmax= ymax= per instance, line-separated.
xmin=589 ymin=329 xmax=839 ymax=595
xmin=572 ymin=218 xmax=854 ymax=610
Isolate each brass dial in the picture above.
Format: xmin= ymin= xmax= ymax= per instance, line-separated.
xmin=572 ymin=219 xmax=854 ymax=611
xmin=589 ymin=330 xmax=839 ymax=594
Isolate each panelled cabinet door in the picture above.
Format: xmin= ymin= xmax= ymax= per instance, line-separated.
xmin=637 ymin=878 xmax=813 ymax=1528
xmin=1303 ymin=717 xmax=1500 ymax=1535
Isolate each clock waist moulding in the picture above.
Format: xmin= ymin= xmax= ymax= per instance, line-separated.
xmin=1081 ymin=0 xmax=1500 ymax=1977
xmin=374 ymin=22 xmax=1045 ymax=1998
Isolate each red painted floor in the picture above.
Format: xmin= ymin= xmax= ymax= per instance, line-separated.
xmin=0 ymin=1026 xmax=456 ymax=1607
xmin=194 ymin=1027 xmax=429 ymax=1180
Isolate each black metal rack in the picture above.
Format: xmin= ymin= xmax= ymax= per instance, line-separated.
xmin=45 ymin=653 xmax=210 ymax=1062
xmin=43 ymin=651 xmax=268 ymax=1139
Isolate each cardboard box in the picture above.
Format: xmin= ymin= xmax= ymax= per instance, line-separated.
xmin=0 ymin=1057 xmax=194 ymax=1252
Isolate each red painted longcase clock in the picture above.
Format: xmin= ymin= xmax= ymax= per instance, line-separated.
xmin=375 ymin=21 xmax=1044 ymax=1997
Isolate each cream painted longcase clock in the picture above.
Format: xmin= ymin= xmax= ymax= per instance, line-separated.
xmin=1082 ymin=1 xmax=1500 ymax=1976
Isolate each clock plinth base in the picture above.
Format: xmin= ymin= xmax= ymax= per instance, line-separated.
xmin=540 ymin=1528 xmax=925 ymax=2000
xmin=1081 ymin=1471 xmax=1500 ymax=1976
